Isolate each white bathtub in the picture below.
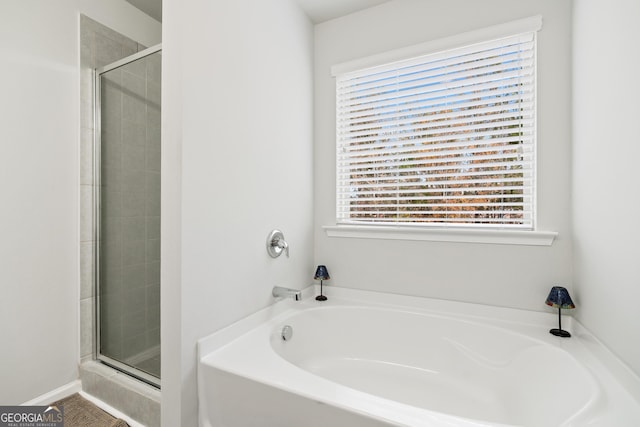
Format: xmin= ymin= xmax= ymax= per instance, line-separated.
xmin=198 ymin=287 xmax=640 ymax=427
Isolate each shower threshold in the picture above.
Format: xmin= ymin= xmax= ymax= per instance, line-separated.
xmin=98 ymin=354 xmax=160 ymax=389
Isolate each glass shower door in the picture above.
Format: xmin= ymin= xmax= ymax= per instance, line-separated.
xmin=95 ymin=45 xmax=161 ymax=386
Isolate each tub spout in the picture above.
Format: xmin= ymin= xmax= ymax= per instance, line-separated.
xmin=272 ymin=286 xmax=302 ymax=301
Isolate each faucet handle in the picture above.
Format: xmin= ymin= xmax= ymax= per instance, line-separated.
xmin=267 ymin=230 xmax=289 ymax=258
xmin=277 ymin=239 xmax=289 ymax=258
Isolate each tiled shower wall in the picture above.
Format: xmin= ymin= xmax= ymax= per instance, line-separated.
xmin=100 ymin=46 xmax=161 ymax=365
xmin=80 ymin=15 xmax=160 ymax=363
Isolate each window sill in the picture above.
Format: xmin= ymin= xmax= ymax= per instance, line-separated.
xmin=323 ymin=225 xmax=557 ymax=246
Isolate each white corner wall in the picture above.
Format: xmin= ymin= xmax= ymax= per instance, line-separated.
xmin=0 ymin=0 xmax=159 ymax=405
xmin=314 ymin=0 xmax=573 ymax=311
xmin=161 ymin=0 xmax=314 ymax=425
xmin=573 ymin=0 xmax=640 ymax=376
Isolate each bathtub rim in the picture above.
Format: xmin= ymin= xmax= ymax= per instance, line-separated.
xmin=198 ymin=285 xmax=574 ymax=359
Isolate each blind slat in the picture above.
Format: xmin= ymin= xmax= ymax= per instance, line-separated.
xmin=341 ymin=107 xmax=533 ymax=134
xmin=342 ymin=121 xmax=535 ymax=144
xmin=339 ymin=178 xmax=530 ymax=189
xmin=340 ymin=136 xmax=533 ymax=158
xmin=338 ymin=73 xmax=534 ymax=111
xmin=336 ymin=91 xmax=534 ymax=132
xmin=340 ymin=57 xmax=535 ymax=103
xmin=340 ymin=218 xmax=528 ymax=224
xmin=340 ymin=169 xmax=534 ymax=184
xmin=338 ymin=33 xmax=535 ymax=82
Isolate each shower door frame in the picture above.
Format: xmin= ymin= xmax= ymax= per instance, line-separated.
xmin=93 ymin=44 xmax=162 ymax=388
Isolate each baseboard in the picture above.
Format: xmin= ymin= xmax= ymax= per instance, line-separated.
xmin=21 ymin=380 xmax=82 ymax=405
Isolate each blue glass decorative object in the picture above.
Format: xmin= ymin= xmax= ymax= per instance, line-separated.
xmin=545 ymin=286 xmax=575 ymax=337
xmin=314 ymin=265 xmax=330 ymax=301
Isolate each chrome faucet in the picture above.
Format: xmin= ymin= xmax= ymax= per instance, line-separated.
xmin=266 ymin=230 xmax=289 ymax=258
xmin=272 ymin=286 xmax=302 ymax=301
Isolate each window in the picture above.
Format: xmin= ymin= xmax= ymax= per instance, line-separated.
xmin=334 ymin=29 xmax=537 ymax=230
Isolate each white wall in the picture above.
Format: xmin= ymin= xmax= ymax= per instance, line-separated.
xmin=314 ymin=0 xmax=573 ymax=311
xmin=573 ymin=0 xmax=640 ymax=376
xmin=162 ymin=0 xmax=314 ymax=425
xmin=0 ymin=0 xmax=159 ymax=405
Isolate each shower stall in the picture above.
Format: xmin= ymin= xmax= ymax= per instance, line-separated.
xmin=94 ymin=45 xmax=161 ymax=387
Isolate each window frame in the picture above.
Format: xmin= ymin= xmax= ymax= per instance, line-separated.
xmin=327 ymin=16 xmax=556 ymax=246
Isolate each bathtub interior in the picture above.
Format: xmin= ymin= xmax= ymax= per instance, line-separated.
xmin=270 ymin=306 xmax=599 ymax=426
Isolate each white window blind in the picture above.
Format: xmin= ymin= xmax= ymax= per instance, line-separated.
xmin=335 ymin=32 xmax=536 ymax=229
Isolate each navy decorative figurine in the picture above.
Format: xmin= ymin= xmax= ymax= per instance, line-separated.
xmin=545 ymin=286 xmax=575 ymax=337
xmin=314 ymin=265 xmax=330 ymax=301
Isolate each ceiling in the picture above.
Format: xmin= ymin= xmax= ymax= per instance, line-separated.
xmin=125 ymin=0 xmax=391 ymax=25
xmin=296 ymin=0 xmax=391 ymax=23
xmin=126 ymin=0 xmax=162 ymax=22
